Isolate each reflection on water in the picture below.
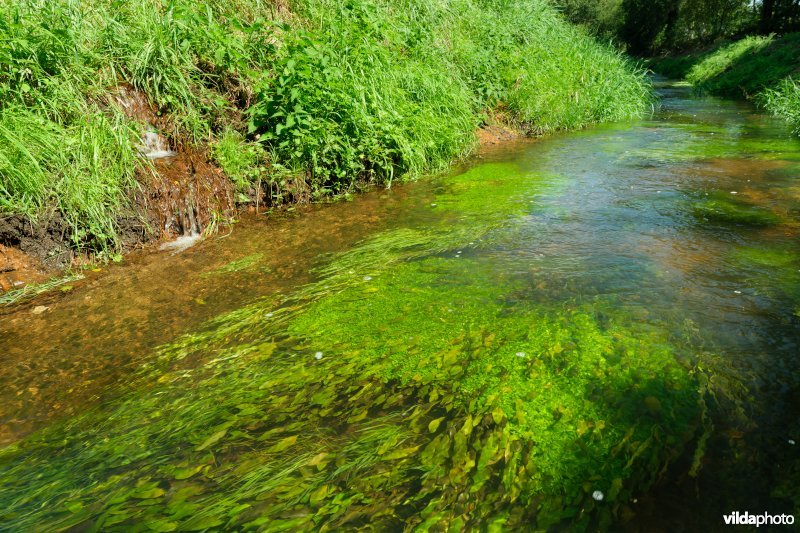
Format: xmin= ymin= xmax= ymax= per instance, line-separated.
xmin=1 ymin=82 xmax=798 ymax=530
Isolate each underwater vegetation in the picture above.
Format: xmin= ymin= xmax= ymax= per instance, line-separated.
xmin=689 ymin=191 xmax=782 ymax=227
xmin=730 ymin=244 xmax=800 ymax=313
xmin=0 ymin=162 xmax=713 ymax=530
xmin=0 ymin=260 xmax=709 ymax=531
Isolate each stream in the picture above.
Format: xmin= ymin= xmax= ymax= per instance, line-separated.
xmin=1 ymin=80 xmax=799 ymax=530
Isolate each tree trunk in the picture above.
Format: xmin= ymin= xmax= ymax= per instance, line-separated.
xmin=760 ymin=0 xmax=776 ymax=33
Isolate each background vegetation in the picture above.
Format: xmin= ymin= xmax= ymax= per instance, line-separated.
xmin=0 ymin=0 xmax=651 ymax=256
xmin=551 ymin=0 xmax=800 ymax=135
xmin=650 ymin=33 xmax=800 ymax=133
xmin=553 ymin=0 xmax=800 ymax=55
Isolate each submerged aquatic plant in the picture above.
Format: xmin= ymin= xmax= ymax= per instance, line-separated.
xmin=688 ymin=191 xmax=781 ymax=227
xmin=0 ymin=258 xmax=708 ymax=530
xmin=0 ymin=161 xmax=711 ymax=530
xmin=0 ymin=273 xmax=84 ymax=306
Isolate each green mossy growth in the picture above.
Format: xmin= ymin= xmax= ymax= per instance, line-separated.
xmin=689 ymin=191 xmax=781 ymax=227
xmin=730 ymin=244 xmax=800 ymax=303
xmin=0 ymin=161 xmax=709 ymax=530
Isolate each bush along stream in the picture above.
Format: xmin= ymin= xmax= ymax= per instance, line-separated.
xmin=1 ymin=80 xmax=799 ymax=530
xmin=0 ymin=0 xmax=651 ymax=268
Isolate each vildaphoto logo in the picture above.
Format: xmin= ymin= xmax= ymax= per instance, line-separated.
xmin=723 ymin=511 xmax=795 ymax=527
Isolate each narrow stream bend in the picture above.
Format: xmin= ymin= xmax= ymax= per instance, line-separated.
xmin=1 ymin=80 xmax=799 ymax=530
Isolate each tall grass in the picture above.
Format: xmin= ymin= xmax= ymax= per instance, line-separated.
xmin=760 ymin=77 xmax=800 ymax=133
xmin=0 ymin=108 xmax=61 ymax=216
xmin=1 ymin=0 xmax=651 ymax=254
xmin=249 ymin=0 xmax=652 ymax=196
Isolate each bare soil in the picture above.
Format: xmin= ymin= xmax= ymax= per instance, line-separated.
xmin=0 ymin=243 xmax=48 ymax=292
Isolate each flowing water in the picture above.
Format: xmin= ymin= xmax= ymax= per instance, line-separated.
xmin=1 ymin=81 xmax=799 ymax=531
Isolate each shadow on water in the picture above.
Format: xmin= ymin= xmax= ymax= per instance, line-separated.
xmin=0 ymin=81 xmax=799 ymax=530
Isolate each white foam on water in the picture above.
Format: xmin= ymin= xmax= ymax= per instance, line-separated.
xmin=159 ymin=233 xmax=202 ymax=254
xmin=140 ymin=131 xmax=177 ymax=159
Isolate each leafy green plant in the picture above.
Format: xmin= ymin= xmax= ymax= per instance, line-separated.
xmin=248 ymin=0 xmax=650 ymax=194
xmin=211 ymin=129 xmax=267 ymax=191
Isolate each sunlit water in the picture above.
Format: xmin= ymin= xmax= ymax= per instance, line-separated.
xmin=1 ymin=81 xmax=798 ymax=530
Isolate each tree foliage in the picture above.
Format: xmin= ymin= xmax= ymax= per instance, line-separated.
xmin=759 ymin=0 xmax=800 ymax=33
xmin=619 ymin=0 xmax=680 ymax=54
xmin=553 ymin=0 xmax=800 ymax=54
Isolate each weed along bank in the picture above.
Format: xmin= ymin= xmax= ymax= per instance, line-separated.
xmin=2 ymin=0 xmax=800 ymax=531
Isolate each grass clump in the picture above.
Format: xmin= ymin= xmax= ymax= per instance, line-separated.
xmin=760 ymin=77 xmax=800 ymax=133
xmin=211 ymin=129 xmax=267 ymax=192
xmin=0 ymin=104 xmax=140 ymax=252
xmin=1 ymin=0 xmax=651 ymax=255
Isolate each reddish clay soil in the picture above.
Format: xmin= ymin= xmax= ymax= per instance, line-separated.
xmin=0 ymin=244 xmax=48 ymax=292
xmin=476 ymin=123 xmax=521 ymax=147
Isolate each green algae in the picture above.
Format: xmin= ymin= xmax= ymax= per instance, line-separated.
xmin=289 ymin=254 xmax=705 ymax=491
xmin=689 ymin=191 xmax=781 ymax=227
xmin=148 ymin=162 xmax=556 ymax=369
xmin=0 ymin=258 xmax=707 ymax=531
xmin=620 ymin=118 xmax=800 ymax=164
xmin=734 ymin=245 xmax=800 ymax=269
xmin=0 ymin=160 xmax=711 ymax=530
xmin=730 ymin=244 xmax=800 ymax=304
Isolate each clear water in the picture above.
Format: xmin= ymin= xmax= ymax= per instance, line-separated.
xmin=1 ymin=81 xmax=798 ymax=530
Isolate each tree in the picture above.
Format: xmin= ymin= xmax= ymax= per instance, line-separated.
xmin=619 ymin=0 xmax=680 ymax=54
xmin=673 ymin=0 xmax=755 ymax=46
xmin=551 ymin=0 xmax=625 ymax=40
xmin=760 ymin=0 xmax=800 ymax=33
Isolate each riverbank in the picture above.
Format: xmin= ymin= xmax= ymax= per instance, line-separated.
xmin=649 ymin=33 xmax=800 ymax=132
xmin=0 ymin=0 xmax=651 ymax=286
